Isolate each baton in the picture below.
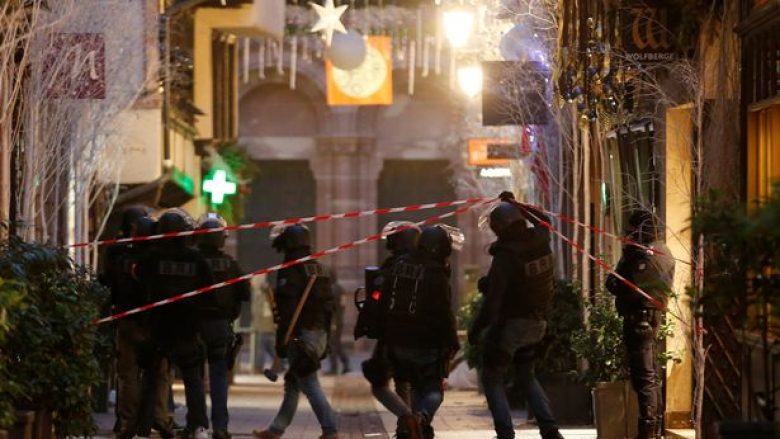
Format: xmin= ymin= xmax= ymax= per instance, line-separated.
xmin=264 ymin=274 xmax=318 ymax=382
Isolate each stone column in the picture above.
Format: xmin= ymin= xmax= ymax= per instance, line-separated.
xmin=310 ymin=137 xmax=381 ymax=341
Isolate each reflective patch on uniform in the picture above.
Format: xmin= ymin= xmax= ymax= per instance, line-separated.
xmin=638 ymin=263 xmax=647 ymax=272
xmin=158 ymin=260 xmax=197 ymax=277
xmin=393 ymin=263 xmax=424 ymax=280
xmin=524 ymin=254 xmax=554 ymax=277
xmin=207 ymin=257 xmax=231 ymax=272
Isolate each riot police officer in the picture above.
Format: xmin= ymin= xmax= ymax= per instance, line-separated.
xmin=606 ymin=209 xmax=675 ymax=439
xmin=104 ymin=207 xmax=175 ymax=439
xmin=468 ymin=196 xmax=564 ymax=439
xmin=381 ymin=224 xmax=461 ymax=439
xmin=136 ymin=209 xmax=212 ymax=439
xmin=195 ymin=214 xmax=251 ymax=439
xmin=360 ymin=222 xmax=419 ymax=428
xmin=252 ymin=224 xmax=340 ymax=439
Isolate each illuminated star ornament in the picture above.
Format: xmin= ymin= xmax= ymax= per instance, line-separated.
xmin=309 ymin=0 xmax=348 ymax=47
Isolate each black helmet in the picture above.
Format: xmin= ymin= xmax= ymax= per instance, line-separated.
xmin=120 ymin=205 xmax=150 ymax=237
xmin=627 ymin=209 xmax=657 ymax=244
xmin=270 ymin=223 xmax=311 ymax=253
xmin=417 ymin=224 xmax=464 ymax=259
xmin=133 ymin=216 xmax=157 ymax=238
xmin=383 ymin=221 xmax=420 ymax=255
xmin=197 ymin=214 xmax=227 ymax=249
xmin=158 ymin=208 xmax=194 ymax=234
xmin=488 ymin=201 xmax=526 ymax=236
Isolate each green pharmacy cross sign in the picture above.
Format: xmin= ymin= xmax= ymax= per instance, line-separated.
xmin=203 ymin=169 xmax=237 ymax=205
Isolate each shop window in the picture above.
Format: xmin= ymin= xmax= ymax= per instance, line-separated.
xmin=747 ymin=103 xmax=780 ymax=203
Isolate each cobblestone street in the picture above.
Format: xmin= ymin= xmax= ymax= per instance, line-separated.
xmin=95 ymin=372 xmax=599 ymax=439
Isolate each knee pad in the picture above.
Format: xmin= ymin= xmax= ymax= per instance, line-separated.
xmin=362 ymin=357 xmax=392 ymax=387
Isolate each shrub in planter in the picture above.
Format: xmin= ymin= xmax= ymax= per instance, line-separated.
xmin=0 ymin=239 xmax=110 ymax=437
xmin=0 ymin=278 xmax=27 ymax=430
xmin=536 ymin=281 xmax=590 ymax=425
xmin=571 ymin=294 xmax=636 ymax=439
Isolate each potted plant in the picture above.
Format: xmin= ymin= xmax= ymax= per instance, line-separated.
xmin=536 ymin=280 xmax=590 ymax=425
xmin=0 ymin=239 xmax=110 ymax=438
xmin=571 ymin=294 xmax=638 ymax=439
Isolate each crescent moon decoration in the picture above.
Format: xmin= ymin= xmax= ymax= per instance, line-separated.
xmin=309 ymin=0 xmax=348 ymax=47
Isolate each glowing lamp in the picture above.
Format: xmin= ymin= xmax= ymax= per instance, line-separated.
xmin=458 ymin=65 xmax=483 ymax=97
xmin=442 ymin=8 xmax=474 ymax=48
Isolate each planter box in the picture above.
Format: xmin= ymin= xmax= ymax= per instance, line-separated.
xmin=32 ymin=411 xmax=52 ymax=439
xmin=592 ymin=381 xmax=638 ymax=439
xmin=717 ymin=421 xmax=776 ymax=439
xmin=8 ymin=411 xmax=34 ymax=439
xmin=539 ymin=374 xmax=592 ymax=425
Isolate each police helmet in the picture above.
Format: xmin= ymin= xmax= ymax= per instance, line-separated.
xmin=120 ymin=205 xmax=150 ymax=237
xmin=382 ymin=221 xmax=420 ymax=254
xmin=417 ymin=224 xmax=464 ymax=259
xmin=270 ymin=223 xmax=311 ymax=253
xmin=133 ymin=216 xmax=157 ymax=238
xmin=196 ymin=213 xmax=228 ymax=249
xmin=488 ymin=201 xmax=526 ymax=236
xmin=627 ymin=209 xmax=657 ymax=244
xmin=158 ymin=208 xmax=194 ymax=234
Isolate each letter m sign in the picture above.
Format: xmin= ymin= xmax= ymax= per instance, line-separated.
xmin=45 ymin=33 xmax=106 ymax=99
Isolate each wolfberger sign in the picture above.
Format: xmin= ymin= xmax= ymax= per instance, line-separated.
xmin=620 ymin=0 xmax=679 ymax=63
xmin=45 ymin=33 xmax=106 ymax=99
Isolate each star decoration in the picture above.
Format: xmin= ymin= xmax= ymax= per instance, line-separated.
xmin=309 ymin=0 xmax=348 ymax=47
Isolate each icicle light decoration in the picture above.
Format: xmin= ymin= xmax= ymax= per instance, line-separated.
xmin=290 ymin=36 xmax=298 ymax=89
xmin=408 ymin=40 xmax=416 ymax=95
xmin=422 ymin=35 xmax=431 ymax=77
xmin=258 ymin=39 xmax=266 ymax=79
xmin=276 ymin=40 xmax=284 ymax=75
xmin=243 ymin=38 xmax=250 ymax=83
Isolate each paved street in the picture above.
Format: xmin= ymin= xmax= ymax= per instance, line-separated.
xmin=95 ymin=371 xmax=598 ymax=439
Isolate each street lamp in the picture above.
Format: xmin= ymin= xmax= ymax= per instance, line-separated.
xmin=458 ymin=65 xmax=482 ymax=97
xmin=442 ymin=8 xmax=474 ymax=48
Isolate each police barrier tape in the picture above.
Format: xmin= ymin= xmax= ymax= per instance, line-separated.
xmin=526 ymin=203 xmax=693 ymax=267
xmin=518 ymin=203 xmax=668 ymax=311
xmin=522 ymin=204 xmax=690 ymax=327
xmin=72 ymin=197 xmax=493 ymax=248
xmin=93 ymin=198 xmax=495 ymax=325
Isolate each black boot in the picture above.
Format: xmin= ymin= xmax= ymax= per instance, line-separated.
xmin=540 ymin=429 xmax=564 ymax=439
xmin=635 ymin=419 xmax=658 ymax=439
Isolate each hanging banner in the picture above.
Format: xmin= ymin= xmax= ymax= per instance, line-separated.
xmin=620 ymin=0 xmax=680 ymax=63
xmin=326 ymin=36 xmax=393 ymax=106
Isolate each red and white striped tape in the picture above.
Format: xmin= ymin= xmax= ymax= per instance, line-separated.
xmin=72 ymin=197 xmax=492 ymax=249
xmin=524 ymin=203 xmax=692 ymax=267
xmin=94 ymin=198 xmax=494 ymax=325
xmin=518 ymin=204 xmax=668 ymax=311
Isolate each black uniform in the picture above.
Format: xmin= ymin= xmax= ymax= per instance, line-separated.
xmin=380 ymin=246 xmax=459 ymax=437
xmin=197 ymin=246 xmax=250 ymax=436
xmin=136 ymin=238 xmax=214 ymax=435
xmin=469 ymin=196 xmax=563 ymax=439
xmin=606 ymin=240 xmax=674 ymax=438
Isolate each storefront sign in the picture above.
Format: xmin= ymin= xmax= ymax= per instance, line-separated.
xmin=620 ymin=1 xmax=679 ymax=63
xmin=45 ymin=33 xmax=106 ymax=99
